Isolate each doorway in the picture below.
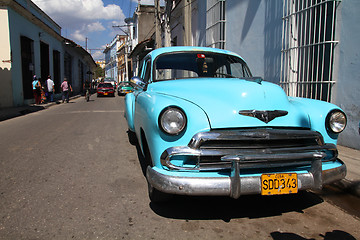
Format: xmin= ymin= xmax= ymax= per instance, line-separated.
xmin=20 ymin=36 xmax=34 ymax=100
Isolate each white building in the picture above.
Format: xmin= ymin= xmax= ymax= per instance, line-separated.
xmin=0 ymin=0 xmax=95 ymax=107
xmin=103 ymin=35 xmax=127 ymax=83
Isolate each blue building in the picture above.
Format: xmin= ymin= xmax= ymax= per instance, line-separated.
xmin=166 ymin=0 xmax=360 ymax=150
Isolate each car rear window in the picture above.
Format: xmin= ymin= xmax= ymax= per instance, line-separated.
xmin=98 ymin=83 xmax=113 ymax=88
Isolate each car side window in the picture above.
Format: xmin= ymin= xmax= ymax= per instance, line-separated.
xmin=143 ymin=59 xmax=152 ymax=83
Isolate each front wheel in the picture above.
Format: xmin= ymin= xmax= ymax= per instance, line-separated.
xmin=127 ymin=130 xmax=138 ymax=145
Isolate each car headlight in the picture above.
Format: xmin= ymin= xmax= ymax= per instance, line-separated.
xmin=326 ymin=110 xmax=347 ymax=134
xmin=159 ymin=107 xmax=187 ymax=135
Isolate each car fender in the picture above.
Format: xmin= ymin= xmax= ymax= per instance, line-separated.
xmin=124 ymin=92 xmax=136 ymax=131
xmin=134 ymin=91 xmax=211 ymax=168
xmin=289 ymin=97 xmax=344 ymax=144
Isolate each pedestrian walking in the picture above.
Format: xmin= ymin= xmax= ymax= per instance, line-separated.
xmin=32 ymin=75 xmax=41 ymax=104
xmin=40 ymin=78 xmax=47 ymax=104
xmin=46 ymin=75 xmax=55 ymax=102
xmin=60 ymin=78 xmax=73 ymax=103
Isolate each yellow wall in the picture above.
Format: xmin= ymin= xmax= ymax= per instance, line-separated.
xmin=0 ymin=8 xmax=13 ymax=108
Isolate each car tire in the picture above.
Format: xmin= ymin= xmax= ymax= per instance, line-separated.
xmin=127 ymin=130 xmax=138 ymax=145
xmin=147 ymin=180 xmax=173 ymax=203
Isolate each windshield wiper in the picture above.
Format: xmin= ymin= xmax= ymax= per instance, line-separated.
xmin=214 ymin=72 xmax=236 ymax=78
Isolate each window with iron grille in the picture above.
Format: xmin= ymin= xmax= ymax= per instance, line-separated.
xmin=281 ymin=0 xmax=340 ymax=102
xmin=206 ymin=0 xmax=226 ymax=49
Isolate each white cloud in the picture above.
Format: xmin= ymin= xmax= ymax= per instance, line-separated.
xmin=138 ymin=0 xmax=165 ymax=5
xmin=31 ymin=0 xmax=140 ymax=60
xmin=33 ymin=0 xmax=125 ymax=30
xmin=71 ymin=30 xmax=86 ymax=42
xmin=92 ymin=50 xmax=105 ymax=61
xmin=87 ymin=22 xmax=106 ymax=32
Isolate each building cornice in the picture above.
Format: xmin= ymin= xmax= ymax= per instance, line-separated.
xmin=0 ymin=0 xmax=63 ymax=41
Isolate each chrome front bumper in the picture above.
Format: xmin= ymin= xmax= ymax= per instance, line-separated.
xmin=147 ymin=158 xmax=346 ymax=198
xmin=148 ymin=129 xmax=347 ymax=198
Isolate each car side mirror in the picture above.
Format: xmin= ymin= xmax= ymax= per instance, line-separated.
xmin=130 ymin=76 xmax=147 ymax=90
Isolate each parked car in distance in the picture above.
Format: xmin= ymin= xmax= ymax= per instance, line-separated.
xmin=97 ymin=82 xmax=115 ymax=97
xmin=104 ymin=77 xmax=116 ymax=90
xmin=118 ymin=81 xmax=134 ymax=96
xmin=124 ymin=46 xmax=347 ymax=202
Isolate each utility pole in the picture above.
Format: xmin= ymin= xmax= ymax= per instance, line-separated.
xmin=184 ymin=0 xmax=192 ymax=46
xmin=112 ymin=24 xmax=131 ymax=82
xmin=154 ymin=0 xmax=162 ymax=49
xmin=164 ymin=0 xmax=172 ymax=47
xmin=124 ymin=39 xmax=129 ymax=82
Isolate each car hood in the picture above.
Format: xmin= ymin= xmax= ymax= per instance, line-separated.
xmin=149 ymin=78 xmax=310 ymax=129
xmin=121 ymin=86 xmax=133 ymax=90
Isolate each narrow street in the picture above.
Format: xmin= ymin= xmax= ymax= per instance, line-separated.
xmin=0 ymin=96 xmax=359 ymax=240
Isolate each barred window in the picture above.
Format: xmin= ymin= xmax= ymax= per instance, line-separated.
xmin=281 ymin=0 xmax=340 ymax=102
xmin=206 ymin=0 xmax=226 ymax=49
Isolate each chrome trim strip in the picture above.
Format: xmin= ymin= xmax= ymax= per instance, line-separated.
xmin=188 ymin=129 xmax=325 ymax=149
xmin=161 ymin=144 xmax=337 ymax=171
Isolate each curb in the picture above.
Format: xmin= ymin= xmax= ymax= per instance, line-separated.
xmin=331 ymin=179 xmax=360 ymax=198
xmin=0 ymin=95 xmax=81 ymax=122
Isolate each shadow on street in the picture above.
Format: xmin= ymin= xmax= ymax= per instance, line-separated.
xmin=149 ymin=191 xmax=323 ymax=222
xmin=0 ymin=105 xmax=45 ymax=122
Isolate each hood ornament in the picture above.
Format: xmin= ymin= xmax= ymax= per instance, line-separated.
xmin=239 ymin=110 xmax=288 ymax=123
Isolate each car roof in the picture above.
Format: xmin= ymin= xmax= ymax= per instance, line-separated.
xmin=147 ymin=46 xmax=246 ymax=62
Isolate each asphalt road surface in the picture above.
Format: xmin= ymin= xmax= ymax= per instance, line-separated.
xmin=0 ymin=95 xmax=359 ymax=239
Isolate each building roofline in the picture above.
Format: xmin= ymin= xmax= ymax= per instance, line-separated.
xmin=1 ymin=0 xmax=63 ymax=41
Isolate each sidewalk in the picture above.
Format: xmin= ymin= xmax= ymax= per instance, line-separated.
xmin=0 ymin=102 xmax=359 ymax=197
xmin=334 ymin=146 xmax=360 ymax=197
xmin=0 ymin=94 xmax=80 ymax=122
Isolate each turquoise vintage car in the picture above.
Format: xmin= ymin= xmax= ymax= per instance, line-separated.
xmin=117 ymin=81 xmax=134 ymax=96
xmin=124 ymin=46 xmax=347 ymax=202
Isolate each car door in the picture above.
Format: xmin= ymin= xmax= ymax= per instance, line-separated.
xmin=134 ymin=57 xmax=152 ymax=135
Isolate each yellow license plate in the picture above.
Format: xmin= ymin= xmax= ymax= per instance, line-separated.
xmin=104 ymin=93 xmax=108 ymax=95
xmin=261 ymin=173 xmax=298 ymax=195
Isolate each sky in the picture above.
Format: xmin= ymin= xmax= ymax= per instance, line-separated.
xmin=32 ymin=0 xmax=161 ymax=61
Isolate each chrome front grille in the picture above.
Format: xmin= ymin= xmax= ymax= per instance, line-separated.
xmin=189 ymin=129 xmax=323 ymax=149
xmin=160 ymin=128 xmax=338 ymax=171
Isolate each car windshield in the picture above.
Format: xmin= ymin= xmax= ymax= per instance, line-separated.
xmin=154 ymin=52 xmax=252 ymax=81
xmin=120 ymin=82 xmax=131 ymax=87
xmin=98 ymin=83 xmax=113 ymax=88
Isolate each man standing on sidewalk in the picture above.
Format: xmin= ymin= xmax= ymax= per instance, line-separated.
xmin=60 ymin=78 xmax=72 ymax=103
xmin=46 ymin=75 xmax=55 ymax=102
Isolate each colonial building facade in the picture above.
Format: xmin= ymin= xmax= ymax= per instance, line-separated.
xmin=0 ymin=0 xmax=95 ymax=107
